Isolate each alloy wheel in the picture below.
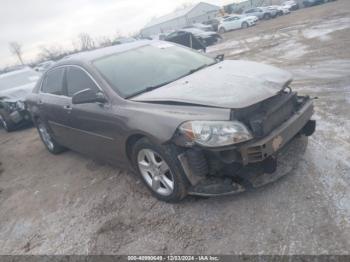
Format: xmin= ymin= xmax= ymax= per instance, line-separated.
xmin=137 ymin=148 xmax=175 ymax=196
xmin=38 ymin=123 xmax=54 ymax=150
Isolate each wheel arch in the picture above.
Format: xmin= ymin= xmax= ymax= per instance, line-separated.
xmin=125 ymin=132 xmax=175 ymax=167
xmin=125 ymin=133 xmax=147 ymax=164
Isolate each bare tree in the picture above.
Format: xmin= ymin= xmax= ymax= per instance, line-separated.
xmin=38 ymin=45 xmax=64 ymax=61
xmin=9 ymin=42 xmax=24 ymax=65
xmin=97 ymin=36 xmax=112 ymax=48
xmin=78 ymin=33 xmax=95 ymax=51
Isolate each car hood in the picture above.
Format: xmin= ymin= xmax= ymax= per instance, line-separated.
xmin=131 ymin=60 xmax=293 ymax=109
xmin=0 ymin=83 xmax=36 ymax=102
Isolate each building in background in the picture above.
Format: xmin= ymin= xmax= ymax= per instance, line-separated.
xmin=140 ymin=2 xmax=220 ymax=37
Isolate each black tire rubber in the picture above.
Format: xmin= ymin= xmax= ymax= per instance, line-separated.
xmin=241 ymin=22 xmax=249 ymax=29
xmin=36 ymin=118 xmax=66 ymax=154
xmin=263 ymin=13 xmax=271 ymax=20
xmin=0 ymin=112 xmax=16 ymax=132
xmin=132 ymin=138 xmax=189 ymax=202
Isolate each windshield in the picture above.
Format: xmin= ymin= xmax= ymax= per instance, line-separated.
xmin=93 ymin=43 xmax=216 ymax=98
xmin=0 ymin=69 xmax=40 ymax=92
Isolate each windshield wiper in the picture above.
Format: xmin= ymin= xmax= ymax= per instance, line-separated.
xmin=187 ymin=64 xmax=209 ymax=75
xmin=182 ymin=61 xmax=217 ymax=77
xmin=126 ymin=81 xmax=172 ymax=99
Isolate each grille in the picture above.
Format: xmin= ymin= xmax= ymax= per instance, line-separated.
xmin=232 ymin=92 xmax=298 ymax=138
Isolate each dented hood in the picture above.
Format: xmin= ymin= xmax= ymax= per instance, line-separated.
xmin=131 ymin=60 xmax=293 ymax=109
xmin=0 ymin=83 xmax=35 ymax=102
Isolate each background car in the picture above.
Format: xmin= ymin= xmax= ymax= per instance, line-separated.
xmin=34 ymin=60 xmax=55 ymax=72
xmin=282 ymin=0 xmax=300 ymax=10
xmin=185 ymin=23 xmax=213 ymax=32
xmin=243 ymin=7 xmax=277 ymax=20
xmin=218 ymin=15 xmax=257 ymax=33
xmin=303 ymin=0 xmax=331 ymax=7
xmin=175 ymin=28 xmax=221 ymax=46
xmin=267 ymin=5 xmax=291 ymax=15
xmin=0 ymin=67 xmax=41 ymax=131
xmin=202 ymin=18 xmax=221 ymax=31
xmin=164 ymin=30 xmax=207 ymax=51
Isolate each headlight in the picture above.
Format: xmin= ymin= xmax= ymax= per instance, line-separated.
xmin=178 ymin=121 xmax=253 ymax=147
xmin=16 ymin=101 xmax=26 ymax=110
xmin=7 ymin=102 xmax=17 ymax=111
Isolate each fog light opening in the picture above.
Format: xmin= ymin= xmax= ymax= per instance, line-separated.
xmin=263 ymin=156 xmax=277 ymax=174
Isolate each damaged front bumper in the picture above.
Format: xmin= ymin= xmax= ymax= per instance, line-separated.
xmin=177 ymin=100 xmax=315 ymax=196
xmin=8 ymin=109 xmax=31 ymax=124
xmin=1 ymin=100 xmax=32 ymax=126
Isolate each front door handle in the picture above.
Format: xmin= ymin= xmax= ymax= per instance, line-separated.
xmin=63 ymin=105 xmax=72 ymax=113
xmin=38 ymin=100 xmax=43 ymax=105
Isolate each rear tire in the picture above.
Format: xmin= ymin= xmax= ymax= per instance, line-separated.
xmin=241 ymin=22 xmax=249 ymax=29
xmin=0 ymin=112 xmax=16 ymax=132
xmin=132 ymin=138 xmax=188 ymax=202
xmin=36 ymin=119 xmax=66 ymax=154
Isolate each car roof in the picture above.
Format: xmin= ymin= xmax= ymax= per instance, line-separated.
xmin=55 ymin=40 xmax=154 ymax=66
xmin=181 ymin=28 xmax=204 ymax=33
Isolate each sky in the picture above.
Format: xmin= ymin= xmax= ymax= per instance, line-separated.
xmin=0 ymin=0 xmax=239 ymax=67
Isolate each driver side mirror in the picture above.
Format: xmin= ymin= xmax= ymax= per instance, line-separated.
xmin=72 ymin=89 xmax=107 ymax=104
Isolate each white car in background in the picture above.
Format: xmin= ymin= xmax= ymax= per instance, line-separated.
xmin=267 ymin=5 xmax=291 ymax=15
xmin=282 ymin=0 xmax=300 ymax=10
xmin=218 ymin=15 xmax=257 ymax=33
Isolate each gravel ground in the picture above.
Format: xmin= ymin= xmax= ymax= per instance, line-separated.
xmin=0 ymin=0 xmax=350 ymax=255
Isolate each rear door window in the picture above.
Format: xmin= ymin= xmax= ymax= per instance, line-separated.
xmin=41 ymin=68 xmax=65 ymax=95
xmin=66 ymin=67 xmax=99 ymax=97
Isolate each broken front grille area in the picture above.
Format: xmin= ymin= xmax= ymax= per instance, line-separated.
xmin=231 ymin=91 xmax=299 ymax=138
xmin=246 ymin=145 xmax=265 ymax=162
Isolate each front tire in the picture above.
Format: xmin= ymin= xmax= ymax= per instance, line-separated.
xmin=0 ymin=112 xmax=16 ymax=132
xmin=132 ymin=138 xmax=188 ymax=202
xmin=219 ymin=27 xmax=226 ymax=34
xmin=36 ymin=119 xmax=66 ymax=154
xmin=241 ymin=22 xmax=249 ymax=29
xmin=263 ymin=13 xmax=271 ymax=20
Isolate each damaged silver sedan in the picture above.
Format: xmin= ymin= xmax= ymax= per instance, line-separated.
xmin=0 ymin=67 xmax=41 ymax=131
xmin=26 ymin=41 xmax=315 ymax=202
